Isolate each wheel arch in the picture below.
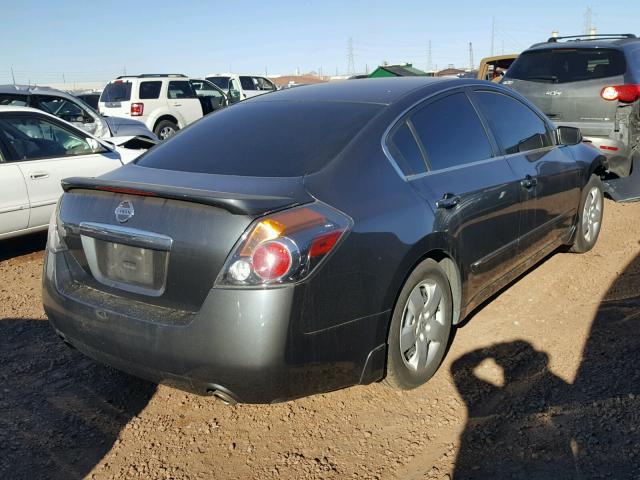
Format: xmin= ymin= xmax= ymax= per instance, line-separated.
xmin=153 ymin=114 xmax=180 ymax=132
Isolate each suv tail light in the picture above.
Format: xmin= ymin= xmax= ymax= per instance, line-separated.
xmin=600 ymin=85 xmax=640 ymax=103
xmin=216 ymin=202 xmax=352 ymax=287
xmin=130 ymin=103 xmax=144 ymax=116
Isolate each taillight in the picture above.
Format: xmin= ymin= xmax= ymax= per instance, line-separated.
xmin=600 ymin=85 xmax=640 ymax=103
xmin=130 ymin=103 xmax=144 ymax=116
xmin=46 ymin=200 xmax=66 ymax=253
xmin=216 ymin=202 xmax=352 ymax=287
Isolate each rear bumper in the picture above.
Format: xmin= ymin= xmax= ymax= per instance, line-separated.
xmin=582 ymin=135 xmax=632 ymax=177
xmin=42 ymin=251 xmax=388 ymax=403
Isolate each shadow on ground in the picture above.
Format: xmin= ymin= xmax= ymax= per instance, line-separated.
xmin=0 ymin=232 xmax=47 ymax=261
xmin=452 ymin=252 xmax=640 ymax=479
xmin=0 ymin=318 xmax=156 ymax=479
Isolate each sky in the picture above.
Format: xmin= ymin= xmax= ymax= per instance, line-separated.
xmin=2 ymin=0 xmax=639 ymax=84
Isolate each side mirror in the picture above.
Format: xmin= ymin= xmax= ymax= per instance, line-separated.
xmin=556 ymin=126 xmax=582 ymax=146
xmin=87 ymin=137 xmax=114 ymax=153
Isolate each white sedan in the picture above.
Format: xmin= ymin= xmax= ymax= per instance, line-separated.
xmin=0 ymin=106 xmax=153 ymax=240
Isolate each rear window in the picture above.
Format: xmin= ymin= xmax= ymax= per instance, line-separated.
xmin=206 ymin=76 xmax=230 ymax=89
xmin=135 ymin=101 xmax=382 ymax=177
xmin=100 ymin=81 xmax=132 ymax=102
xmin=506 ymin=48 xmax=626 ymax=84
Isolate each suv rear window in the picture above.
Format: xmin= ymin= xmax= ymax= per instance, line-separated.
xmin=100 ymin=82 xmax=132 ymax=102
xmin=135 ymin=101 xmax=382 ymax=177
xmin=506 ymin=48 xmax=627 ymax=84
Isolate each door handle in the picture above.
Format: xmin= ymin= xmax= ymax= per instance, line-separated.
xmin=520 ymin=175 xmax=538 ymax=189
xmin=436 ymin=194 xmax=460 ymax=209
xmin=172 ymin=103 xmax=182 ymax=106
xmin=29 ymin=172 xmax=49 ymax=180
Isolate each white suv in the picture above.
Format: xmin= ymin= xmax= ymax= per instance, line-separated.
xmin=205 ymin=74 xmax=277 ymax=102
xmin=99 ymin=74 xmax=204 ymax=140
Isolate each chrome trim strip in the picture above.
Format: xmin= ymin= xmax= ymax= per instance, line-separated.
xmin=78 ymin=222 xmax=173 ymax=251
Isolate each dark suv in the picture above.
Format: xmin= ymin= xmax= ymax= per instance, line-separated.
xmin=503 ymin=34 xmax=640 ymax=178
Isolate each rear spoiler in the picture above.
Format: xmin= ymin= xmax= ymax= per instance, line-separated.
xmin=61 ymin=177 xmax=307 ymax=216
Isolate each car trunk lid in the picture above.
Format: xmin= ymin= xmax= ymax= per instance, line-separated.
xmin=57 ymin=164 xmax=312 ymax=312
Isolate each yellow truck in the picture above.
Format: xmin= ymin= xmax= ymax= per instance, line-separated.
xmin=477 ymin=54 xmax=518 ymax=82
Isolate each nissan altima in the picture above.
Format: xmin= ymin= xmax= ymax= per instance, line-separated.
xmin=43 ymin=78 xmax=604 ymax=404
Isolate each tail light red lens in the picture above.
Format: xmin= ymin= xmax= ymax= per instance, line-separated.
xmin=217 ymin=202 xmax=352 ymax=287
xmin=130 ymin=103 xmax=144 ymax=116
xmin=601 ymin=85 xmax=640 ymax=103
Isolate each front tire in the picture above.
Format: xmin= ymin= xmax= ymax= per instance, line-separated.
xmin=385 ymin=259 xmax=453 ymax=390
xmin=570 ymin=175 xmax=604 ymax=253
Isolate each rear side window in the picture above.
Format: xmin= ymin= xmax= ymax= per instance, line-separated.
xmin=474 ymin=91 xmax=552 ymax=154
xmin=410 ymin=92 xmax=493 ymax=171
xmin=139 ymin=81 xmax=162 ymax=99
xmin=387 ymin=122 xmax=427 ymax=176
xmin=135 ymin=101 xmax=382 ymax=177
xmin=506 ymin=48 xmax=627 ymax=83
xmin=240 ymin=76 xmax=256 ymax=90
xmin=167 ymin=81 xmax=196 ymax=99
xmin=100 ymin=82 xmax=132 ymax=102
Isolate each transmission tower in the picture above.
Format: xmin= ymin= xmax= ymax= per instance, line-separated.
xmin=427 ymin=40 xmax=433 ymax=72
xmin=468 ymin=42 xmax=474 ymax=70
xmin=584 ymin=7 xmax=592 ymax=35
xmin=347 ymin=37 xmax=356 ymax=76
xmin=490 ymin=17 xmax=495 ymax=56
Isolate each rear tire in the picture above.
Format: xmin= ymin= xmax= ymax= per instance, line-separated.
xmin=385 ymin=259 xmax=453 ymax=390
xmin=570 ymin=174 xmax=604 ymax=253
xmin=154 ymin=120 xmax=179 ymax=140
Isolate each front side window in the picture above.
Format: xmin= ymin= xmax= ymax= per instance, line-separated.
xmin=139 ymin=81 xmax=162 ymax=99
xmin=167 ymin=81 xmax=196 ymax=99
xmin=190 ymin=80 xmax=223 ymax=97
xmin=206 ymin=76 xmax=230 ymax=90
xmin=240 ymin=76 xmax=256 ymax=90
xmin=31 ymin=96 xmax=87 ymax=123
xmin=410 ymin=92 xmax=494 ymax=171
xmin=0 ymin=115 xmax=93 ymax=161
xmin=474 ymin=91 xmax=552 ymax=154
xmin=255 ymin=77 xmax=276 ymax=91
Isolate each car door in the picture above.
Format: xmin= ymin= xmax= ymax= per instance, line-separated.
xmin=390 ymin=90 xmax=522 ymax=302
xmin=166 ymin=80 xmax=203 ymax=127
xmin=0 ymin=139 xmax=29 ymax=236
xmin=0 ymin=113 xmax=123 ymax=230
xmin=239 ymin=76 xmax=260 ymax=99
xmin=471 ymin=89 xmax=582 ymax=259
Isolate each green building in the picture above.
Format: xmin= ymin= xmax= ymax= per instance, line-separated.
xmin=369 ymin=63 xmax=429 ymax=78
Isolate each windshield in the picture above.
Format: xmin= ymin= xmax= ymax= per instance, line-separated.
xmin=205 ymin=76 xmax=230 ymax=90
xmin=135 ymin=101 xmax=382 ymax=177
xmin=100 ymin=81 xmax=132 ymax=102
xmin=505 ymin=48 xmax=627 ymax=83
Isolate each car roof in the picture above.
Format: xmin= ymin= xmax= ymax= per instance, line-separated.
xmin=527 ymin=36 xmax=640 ymax=51
xmin=247 ymin=77 xmax=468 ymax=105
xmin=0 ymin=84 xmax=79 ymax=100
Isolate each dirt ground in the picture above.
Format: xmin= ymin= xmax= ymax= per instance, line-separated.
xmin=1 ymin=199 xmax=640 ymax=480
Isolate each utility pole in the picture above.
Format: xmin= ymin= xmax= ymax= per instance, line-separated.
xmin=491 ymin=17 xmax=495 ymax=56
xmin=10 ymin=67 xmax=15 ymax=85
xmin=347 ymin=37 xmax=356 ymax=76
xmin=265 ymin=66 xmax=268 ymax=76
xmin=427 ymin=40 xmax=433 ymax=72
xmin=501 ymin=40 xmax=505 ymax=55
xmin=468 ymin=42 xmax=474 ymax=70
